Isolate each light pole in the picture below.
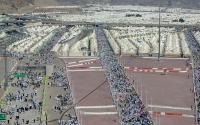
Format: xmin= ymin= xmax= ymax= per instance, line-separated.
xmin=131 ymin=71 xmax=132 ymax=85
xmin=136 ymin=79 xmax=138 ymax=92
xmin=121 ymin=55 xmax=122 ymax=66
xmin=140 ymin=82 xmax=143 ymax=101
xmin=151 ymin=97 xmax=153 ymax=118
xmin=146 ymin=90 xmax=148 ymax=107
xmin=62 ymin=16 xmax=63 ymax=27
xmin=128 ymin=69 xmax=130 ymax=81
xmin=4 ymin=44 xmax=8 ymax=91
xmin=156 ymin=106 xmax=158 ymax=125
xmin=81 ymin=109 xmax=82 ymax=125
xmin=158 ymin=6 xmax=161 ymax=61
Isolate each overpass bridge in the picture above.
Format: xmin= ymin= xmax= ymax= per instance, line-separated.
xmin=1 ymin=20 xmax=200 ymax=30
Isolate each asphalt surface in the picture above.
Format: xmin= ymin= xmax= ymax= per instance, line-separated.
xmin=122 ymin=56 xmax=195 ymax=125
xmin=63 ymin=57 xmax=119 ymax=125
xmin=0 ymin=55 xmax=76 ymax=125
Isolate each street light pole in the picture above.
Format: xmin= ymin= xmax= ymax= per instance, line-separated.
xmin=4 ymin=45 xmax=8 ymax=91
xmin=158 ymin=6 xmax=161 ymax=61
xmin=146 ymin=90 xmax=148 ymax=107
xmin=151 ymin=97 xmax=152 ymax=118
xmin=141 ymin=83 xmax=143 ymax=100
xmin=137 ymin=80 xmax=139 ymax=92
xmin=156 ymin=106 xmax=158 ymax=125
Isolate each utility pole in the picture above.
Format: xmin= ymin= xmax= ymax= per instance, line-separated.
xmin=62 ymin=16 xmax=63 ymax=27
xmin=158 ymin=6 xmax=161 ymax=61
xmin=4 ymin=44 xmax=8 ymax=91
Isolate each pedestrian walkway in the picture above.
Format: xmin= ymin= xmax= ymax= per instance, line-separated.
xmin=45 ymin=58 xmax=76 ymax=125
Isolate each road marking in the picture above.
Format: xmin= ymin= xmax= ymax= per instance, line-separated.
xmin=78 ymin=58 xmax=98 ymax=63
xmin=66 ymin=59 xmax=99 ymax=64
xmin=142 ymin=57 xmax=190 ymax=60
xmin=89 ymin=67 xmax=102 ymax=69
xmin=124 ymin=69 xmax=188 ymax=73
xmin=75 ymin=105 xmax=116 ymax=109
xmin=122 ymin=67 xmax=191 ymax=70
xmin=10 ymin=61 xmax=19 ymax=72
xmin=149 ymin=111 xmax=194 ymax=118
xmin=67 ymin=61 xmax=98 ymax=67
xmin=67 ymin=64 xmax=84 ymax=67
xmin=79 ymin=111 xmax=117 ymax=115
xmin=179 ymin=71 xmax=187 ymax=73
xmin=67 ymin=62 xmax=77 ymax=65
xmin=67 ymin=69 xmax=105 ymax=72
xmin=182 ymin=114 xmax=195 ymax=118
xmin=59 ymin=57 xmax=98 ymax=59
xmin=148 ymin=105 xmax=191 ymax=110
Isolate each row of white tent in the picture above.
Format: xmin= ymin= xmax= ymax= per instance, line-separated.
xmin=106 ymin=28 xmax=191 ymax=57
xmin=60 ymin=11 xmax=200 ymax=25
xmin=8 ymin=25 xmax=60 ymax=53
xmin=179 ymin=32 xmax=191 ymax=56
xmin=51 ymin=25 xmax=84 ymax=56
xmin=193 ymin=31 xmax=200 ymax=45
xmin=69 ymin=29 xmax=98 ymax=56
xmin=6 ymin=24 xmax=192 ymax=57
xmin=26 ymin=25 xmax=59 ymax=35
xmin=103 ymin=29 xmax=120 ymax=55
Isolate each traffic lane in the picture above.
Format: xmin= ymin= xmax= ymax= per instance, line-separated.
xmin=0 ymin=57 xmax=19 ymax=80
xmin=80 ymin=115 xmax=119 ymax=125
xmin=0 ymin=89 xmax=5 ymax=99
xmin=68 ymin=71 xmax=119 ymax=125
xmin=132 ymin=72 xmax=194 ymax=110
xmin=67 ymin=62 xmax=103 ymax=68
xmin=62 ymin=58 xmax=99 ymax=63
xmin=121 ymin=57 xmax=191 ymax=68
xmin=68 ymin=71 xmax=114 ymax=106
xmin=46 ymin=84 xmax=76 ymax=125
xmin=46 ymin=57 xmax=76 ymax=125
xmin=151 ymin=114 xmax=194 ymax=125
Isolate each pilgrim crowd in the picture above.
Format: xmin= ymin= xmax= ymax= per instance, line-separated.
xmin=41 ymin=29 xmax=78 ymax=125
xmin=185 ymin=31 xmax=200 ymax=124
xmin=96 ymin=27 xmax=154 ymax=125
xmin=0 ymin=26 xmax=78 ymax=125
xmin=1 ymin=64 xmax=45 ymax=125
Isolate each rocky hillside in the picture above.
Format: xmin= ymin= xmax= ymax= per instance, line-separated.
xmin=0 ymin=0 xmax=199 ymax=14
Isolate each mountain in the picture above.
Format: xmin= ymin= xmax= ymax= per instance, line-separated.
xmin=0 ymin=0 xmax=200 ymax=14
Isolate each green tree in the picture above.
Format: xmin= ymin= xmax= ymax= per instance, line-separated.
xmin=179 ymin=18 xmax=185 ymax=23
xmin=136 ymin=14 xmax=142 ymax=17
xmin=172 ymin=20 xmax=178 ymax=22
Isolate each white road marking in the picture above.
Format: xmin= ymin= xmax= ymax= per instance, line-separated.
xmin=148 ymin=105 xmax=191 ymax=110
xmin=80 ymin=112 xmax=118 ymax=115
xmin=89 ymin=67 xmax=102 ymax=69
xmin=67 ymin=64 xmax=84 ymax=67
xmin=59 ymin=57 xmax=98 ymax=59
xmin=182 ymin=114 xmax=194 ymax=118
xmin=75 ymin=105 xmax=116 ymax=109
xmin=10 ymin=61 xmax=19 ymax=72
xmin=78 ymin=59 xmax=98 ymax=63
xmin=67 ymin=69 xmax=105 ymax=72
xmin=142 ymin=57 xmax=189 ymax=60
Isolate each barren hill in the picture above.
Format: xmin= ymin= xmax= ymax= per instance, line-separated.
xmin=0 ymin=0 xmax=199 ymax=14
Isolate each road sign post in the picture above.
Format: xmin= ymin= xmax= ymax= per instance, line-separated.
xmin=13 ymin=72 xmax=26 ymax=77
xmin=0 ymin=113 xmax=6 ymax=120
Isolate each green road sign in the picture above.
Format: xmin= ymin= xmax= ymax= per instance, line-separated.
xmin=13 ymin=72 xmax=26 ymax=77
xmin=0 ymin=114 xmax=6 ymax=120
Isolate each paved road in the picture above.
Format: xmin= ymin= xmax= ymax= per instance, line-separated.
xmin=123 ymin=57 xmax=195 ymax=125
xmin=45 ymin=57 xmax=75 ymax=125
xmin=0 ymin=56 xmax=44 ymax=125
xmin=0 ymin=55 xmax=76 ymax=125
